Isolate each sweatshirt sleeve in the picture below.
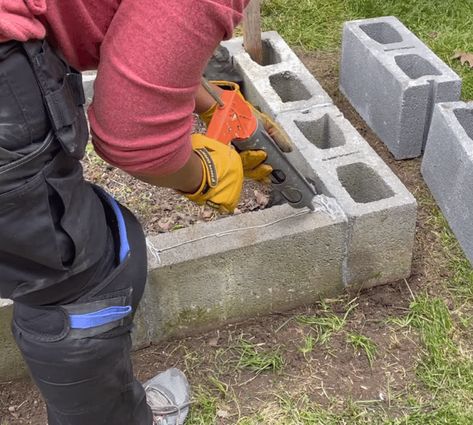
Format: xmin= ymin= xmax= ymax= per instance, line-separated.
xmin=88 ymin=0 xmax=250 ymax=175
xmin=0 ymin=0 xmax=46 ymax=42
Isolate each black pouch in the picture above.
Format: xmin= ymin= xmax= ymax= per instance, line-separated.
xmin=22 ymin=39 xmax=88 ymax=160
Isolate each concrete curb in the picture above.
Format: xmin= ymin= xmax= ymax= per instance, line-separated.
xmin=421 ymin=102 xmax=473 ymax=265
xmin=340 ymin=16 xmax=461 ymax=159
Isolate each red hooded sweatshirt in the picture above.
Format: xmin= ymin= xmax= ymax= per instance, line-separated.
xmin=0 ymin=0 xmax=249 ymax=175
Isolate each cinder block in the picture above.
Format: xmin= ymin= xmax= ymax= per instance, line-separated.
xmin=0 ymin=299 xmax=27 ymax=379
xmin=340 ymin=16 xmax=461 ymax=159
xmin=143 ymin=202 xmax=347 ymax=341
xmin=275 ymin=105 xmax=367 ymax=172
xmin=222 ymin=32 xmax=333 ymax=117
xmin=303 ymin=149 xmax=417 ymax=288
xmin=422 ymin=102 xmax=473 ymax=264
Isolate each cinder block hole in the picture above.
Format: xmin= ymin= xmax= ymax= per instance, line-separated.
xmin=454 ymin=109 xmax=473 ymax=140
xmin=261 ymin=40 xmax=282 ymax=66
xmin=395 ymin=54 xmax=441 ymax=79
xmin=360 ymin=22 xmax=403 ymax=44
xmin=337 ymin=163 xmax=394 ymax=203
xmin=295 ymin=114 xmax=346 ymax=150
xmin=269 ymin=72 xmax=311 ymax=103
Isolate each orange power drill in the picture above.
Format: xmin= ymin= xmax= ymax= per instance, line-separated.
xmin=203 ymin=78 xmax=317 ymax=211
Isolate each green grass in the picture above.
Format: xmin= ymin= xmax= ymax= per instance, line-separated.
xmin=385 ymin=296 xmax=473 ymax=423
xmin=429 ymin=209 xmax=473 ymax=301
xmin=298 ymin=334 xmax=316 ymax=358
xmin=347 ymin=333 xmax=378 ymax=366
xmin=186 ymin=386 xmax=220 ymax=425
xmin=296 ymin=300 xmax=357 ymax=344
xmin=262 ymin=0 xmax=473 ymax=99
xmin=236 ymin=339 xmax=284 ymax=373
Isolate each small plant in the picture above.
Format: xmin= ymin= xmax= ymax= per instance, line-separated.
xmin=385 ymin=314 xmax=414 ymax=328
xmin=236 ymin=339 xmax=284 ymax=373
xmin=347 ymin=333 xmax=378 ymax=367
xmin=208 ymin=375 xmax=228 ymax=399
xmin=186 ymin=386 xmax=218 ymax=425
xmin=297 ymin=300 xmax=357 ymax=345
xmin=299 ymin=334 xmax=316 ymax=358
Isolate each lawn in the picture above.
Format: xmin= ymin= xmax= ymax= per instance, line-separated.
xmin=262 ymin=0 xmax=473 ymax=100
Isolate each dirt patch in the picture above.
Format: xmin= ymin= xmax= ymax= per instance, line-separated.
xmin=0 ymin=50 xmax=453 ymax=424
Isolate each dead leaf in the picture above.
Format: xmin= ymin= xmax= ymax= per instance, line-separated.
xmin=201 ymin=209 xmax=214 ymax=220
xmin=452 ymin=51 xmax=473 ymax=68
xmin=254 ymin=190 xmax=269 ymax=207
xmin=157 ymin=218 xmax=173 ymax=232
xmin=217 ymin=409 xmax=230 ymax=419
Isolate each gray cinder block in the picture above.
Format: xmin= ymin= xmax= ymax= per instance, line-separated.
xmin=143 ymin=202 xmax=347 ymax=342
xmin=0 ymin=299 xmax=26 ymax=379
xmin=422 ymin=102 xmax=473 ymax=265
xmin=275 ymin=105 xmax=367 ymax=173
xmin=340 ymin=16 xmax=461 ymax=159
xmin=303 ymin=149 xmax=417 ymax=288
xmin=222 ymin=32 xmax=333 ymax=116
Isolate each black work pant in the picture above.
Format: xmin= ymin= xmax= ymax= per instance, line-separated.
xmin=0 ymin=40 xmax=152 ymax=424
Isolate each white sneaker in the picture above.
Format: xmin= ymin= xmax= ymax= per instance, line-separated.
xmin=144 ymin=368 xmax=191 ymax=425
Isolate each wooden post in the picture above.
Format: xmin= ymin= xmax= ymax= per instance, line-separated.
xmin=243 ymin=0 xmax=263 ymax=65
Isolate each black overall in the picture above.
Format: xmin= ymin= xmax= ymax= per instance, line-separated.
xmin=0 ymin=40 xmax=153 ymax=424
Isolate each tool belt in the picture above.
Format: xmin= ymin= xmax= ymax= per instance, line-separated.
xmin=0 ymin=39 xmax=109 ymax=302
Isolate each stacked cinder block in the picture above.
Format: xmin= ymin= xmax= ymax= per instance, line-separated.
xmin=143 ymin=202 xmax=348 ymax=342
xmin=422 ymin=102 xmax=473 ymax=264
xmin=340 ymin=16 xmax=461 ymax=159
xmin=224 ymin=31 xmax=333 ymax=116
xmin=223 ymin=31 xmax=417 ymax=288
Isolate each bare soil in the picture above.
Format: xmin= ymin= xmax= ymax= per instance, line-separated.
xmin=0 ymin=50 xmax=450 ymax=424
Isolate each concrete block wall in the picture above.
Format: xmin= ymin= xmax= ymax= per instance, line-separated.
xmin=1 ymin=31 xmax=417 ymax=380
xmin=274 ymin=107 xmax=416 ymax=287
xmin=311 ymin=151 xmax=417 ymax=287
xmin=223 ymin=32 xmax=333 ymax=116
xmin=422 ymin=102 xmax=473 ymax=264
xmin=229 ymin=31 xmax=417 ymax=288
xmin=142 ymin=202 xmax=347 ymax=342
xmin=340 ymin=16 xmax=461 ymax=159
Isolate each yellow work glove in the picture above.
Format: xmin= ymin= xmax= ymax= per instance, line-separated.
xmin=184 ymin=134 xmax=244 ymax=213
xmin=239 ymin=150 xmax=272 ymax=183
xmin=199 ymin=81 xmax=293 ymax=153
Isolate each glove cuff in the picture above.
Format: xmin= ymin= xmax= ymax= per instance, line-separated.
xmin=182 ymin=147 xmax=218 ymax=202
xmin=199 ymin=102 xmax=218 ymax=127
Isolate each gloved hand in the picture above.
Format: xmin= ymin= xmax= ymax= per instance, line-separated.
xmin=199 ymin=80 xmax=293 ymax=153
xmin=183 ymin=134 xmax=242 ymax=213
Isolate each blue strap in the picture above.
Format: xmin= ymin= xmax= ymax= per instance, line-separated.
xmin=106 ymin=195 xmax=130 ymax=263
xmin=69 ymin=306 xmax=132 ymax=329
xmin=94 ymin=188 xmax=131 ymax=263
